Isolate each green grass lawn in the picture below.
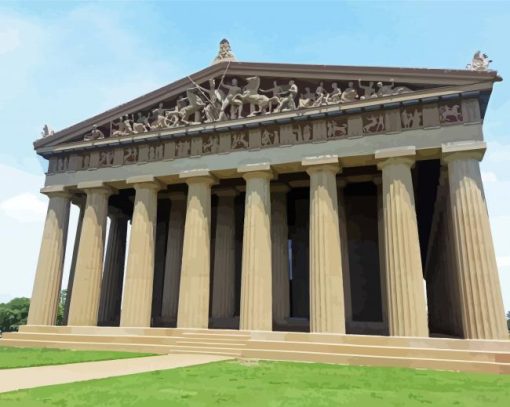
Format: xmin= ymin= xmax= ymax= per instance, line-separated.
xmin=0 ymin=347 xmax=153 ymax=369
xmin=1 ymin=359 xmax=509 ymax=406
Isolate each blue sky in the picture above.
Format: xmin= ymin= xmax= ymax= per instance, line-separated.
xmin=0 ymin=1 xmax=509 ymax=313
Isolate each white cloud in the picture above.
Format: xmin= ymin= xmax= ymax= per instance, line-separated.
xmin=0 ymin=193 xmax=47 ymax=223
xmin=497 ymin=256 xmax=510 ymax=268
xmin=481 ymin=171 xmax=498 ymax=183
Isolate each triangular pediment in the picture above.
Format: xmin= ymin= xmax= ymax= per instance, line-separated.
xmin=34 ymin=61 xmax=499 ymax=152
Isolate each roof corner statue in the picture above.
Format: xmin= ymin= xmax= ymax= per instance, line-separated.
xmin=212 ymin=38 xmax=237 ymax=65
xmin=466 ymin=50 xmax=492 ymax=72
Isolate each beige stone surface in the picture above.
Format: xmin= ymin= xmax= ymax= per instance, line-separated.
xmin=0 ymin=354 xmax=232 ymax=394
xmin=378 ymin=157 xmax=428 ymax=337
xmin=177 ymin=175 xmax=215 ymax=328
xmin=445 ymin=150 xmax=508 ymax=339
xmin=304 ymin=160 xmax=345 ymax=334
xmin=68 ymin=187 xmax=111 ymax=326
xmin=211 ymin=188 xmax=237 ymax=319
xmin=337 ymin=180 xmax=351 ymax=327
xmin=161 ymin=192 xmax=186 ymax=323
xmin=271 ymin=183 xmax=290 ymax=324
xmin=27 ymin=192 xmax=71 ymax=326
xmin=121 ymin=181 xmax=161 ymax=327
xmin=239 ymin=168 xmax=273 ymax=331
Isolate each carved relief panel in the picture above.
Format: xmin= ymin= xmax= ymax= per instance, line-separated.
xmin=439 ymin=102 xmax=463 ymax=124
xmin=362 ymin=113 xmax=385 ymax=134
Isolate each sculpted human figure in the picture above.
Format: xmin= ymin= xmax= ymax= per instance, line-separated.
xmin=326 ymin=82 xmax=342 ymax=104
xmin=232 ymin=76 xmax=279 ymax=116
xmin=299 ymin=87 xmax=315 ymax=108
xmin=231 ymin=133 xmax=249 ymax=149
xmin=376 ymin=80 xmax=411 ymax=97
xmin=260 ymin=81 xmax=283 ymax=98
xmin=275 ymin=80 xmax=298 ymax=112
xmin=341 ymin=81 xmax=359 ymax=103
xmin=41 ymin=124 xmax=54 ymax=138
xmin=467 ymin=51 xmax=492 ymax=71
xmin=179 ymin=88 xmax=206 ymax=124
xmin=358 ymin=80 xmax=376 ymax=100
xmin=150 ymin=103 xmax=170 ymax=130
xmin=219 ymin=78 xmax=242 ymax=120
xmin=195 ymin=78 xmax=223 ymax=122
xmin=84 ymin=124 xmax=105 ymax=141
xmin=132 ymin=112 xmax=150 ymax=133
xmin=313 ymin=82 xmax=327 ymax=106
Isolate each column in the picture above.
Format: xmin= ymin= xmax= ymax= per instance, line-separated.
xmin=27 ymin=189 xmax=71 ymax=326
xmin=375 ymin=147 xmax=428 ymax=337
xmin=161 ymin=192 xmax=186 ymax=324
xmin=211 ymin=188 xmax=238 ymax=321
xmin=271 ymin=183 xmax=290 ymax=324
xmin=374 ymin=177 xmax=388 ymax=332
xmin=120 ymin=179 xmax=161 ymax=327
xmin=443 ymin=143 xmax=507 ymax=339
xmin=68 ymin=184 xmax=112 ymax=326
xmin=177 ymin=171 xmax=215 ymax=328
xmin=337 ymin=180 xmax=352 ymax=328
xmin=239 ymin=164 xmax=273 ymax=331
xmin=98 ymin=208 xmax=128 ymax=325
xmin=303 ymin=156 xmax=345 ymax=334
xmin=63 ymin=198 xmax=84 ymax=325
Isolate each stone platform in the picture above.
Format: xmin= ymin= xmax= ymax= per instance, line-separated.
xmin=2 ymin=326 xmax=509 ymax=374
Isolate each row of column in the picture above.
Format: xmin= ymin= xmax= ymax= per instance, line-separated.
xmin=28 ymin=144 xmax=508 ymax=339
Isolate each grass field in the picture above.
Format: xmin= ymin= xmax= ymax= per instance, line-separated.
xmin=1 ymin=359 xmax=509 ymax=406
xmin=0 ymin=347 xmax=153 ymax=369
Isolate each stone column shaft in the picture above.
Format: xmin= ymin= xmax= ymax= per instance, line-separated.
xmin=161 ymin=192 xmax=186 ymax=323
xmin=271 ymin=184 xmax=290 ymax=324
xmin=68 ymin=186 xmax=111 ymax=326
xmin=120 ymin=181 xmax=161 ymax=327
xmin=374 ymin=178 xmax=388 ymax=332
xmin=27 ymin=191 xmax=71 ymax=326
xmin=337 ymin=181 xmax=351 ymax=328
xmin=445 ymin=148 xmax=507 ymax=339
xmin=177 ymin=174 xmax=215 ymax=328
xmin=305 ymin=158 xmax=345 ymax=333
xmin=98 ymin=210 xmax=128 ymax=325
xmin=239 ymin=165 xmax=273 ymax=331
xmin=63 ymin=201 xmax=84 ymax=325
xmin=377 ymin=153 xmax=428 ymax=337
xmin=211 ymin=189 xmax=237 ymax=320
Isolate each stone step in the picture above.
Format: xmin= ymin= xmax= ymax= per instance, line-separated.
xmin=244 ymin=339 xmax=510 ymax=363
xmin=169 ymin=346 xmax=242 ymax=357
xmin=175 ymin=340 xmax=247 ymax=348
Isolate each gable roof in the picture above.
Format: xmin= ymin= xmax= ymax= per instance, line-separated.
xmin=34 ymin=60 xmax=501 ymax=151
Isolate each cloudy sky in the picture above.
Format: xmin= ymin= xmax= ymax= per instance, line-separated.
xmin=0 ymin=1 xmax=509 ymax=313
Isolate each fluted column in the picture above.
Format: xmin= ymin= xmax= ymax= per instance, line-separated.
xmin=177 ymin=171 xmax=216 ymax=328
xmin=27 ymin=189 xmax=71 ymax=326
xmin=303 ymin=156 xmax=345 ymax=333
xmin=271 ymin=183 xmax=290 ymax=324
xmin=374 ymin=177 xmax=388 ymax=332
xmin=120 ymin=179 xmax=162 ymax=327
xmin=68 ymin=184 xmax=112 ymax=326
xmin=211 ymin=188 xmax=238 ymax=320
xmin=161 ymin=192 xmax=186 ymax=324
xmin=376 ymin=147 xmax=428 ymax=337
xmin=98 ymin=208 xmax=128 ymax=325
xmin=63 ymin=199 xmax=85 ymax=325
xmin=337 ymin=180 xmax=351 ymax=328
xmin=443 ymin=143 xmax=507 ymax=339
xmin=239 ymin=164 xmax=273 ymax=331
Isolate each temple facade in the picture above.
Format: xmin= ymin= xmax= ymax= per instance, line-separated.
xmin=25 ymin=43 xmax=508 ymax=342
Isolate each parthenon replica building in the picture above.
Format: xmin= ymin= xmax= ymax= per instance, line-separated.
xmin=5 ymin=43 xmax=509 ymax=372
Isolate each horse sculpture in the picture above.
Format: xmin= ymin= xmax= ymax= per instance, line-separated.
xmin=232 ymin=76 xmax=280 ymax=116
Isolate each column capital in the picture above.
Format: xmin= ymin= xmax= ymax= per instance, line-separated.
xmin=213 ymin=187 xmax=239 ymax=197
xmin=441 ymin=141 xmax=486 ymax=164
xmin=238 ymin=162 xmax=274 ymax=181
xmin=302 ymin=155 xmax=340 ymax=175
xmin=179 ymin=169 xmax=217 ymax=185
xmin=40 ymin=185 xmax=72 ymax=199
xmin=77 ymin=181 xmax=116 ymax=195
xmin=126 ymin=175 xmax=164 ymax=191
xmin=375 ymin=146 xmax=416 ymax=170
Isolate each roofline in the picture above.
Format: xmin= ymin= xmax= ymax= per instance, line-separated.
xmin=34 ymin=61 xmax=501 ymax=149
